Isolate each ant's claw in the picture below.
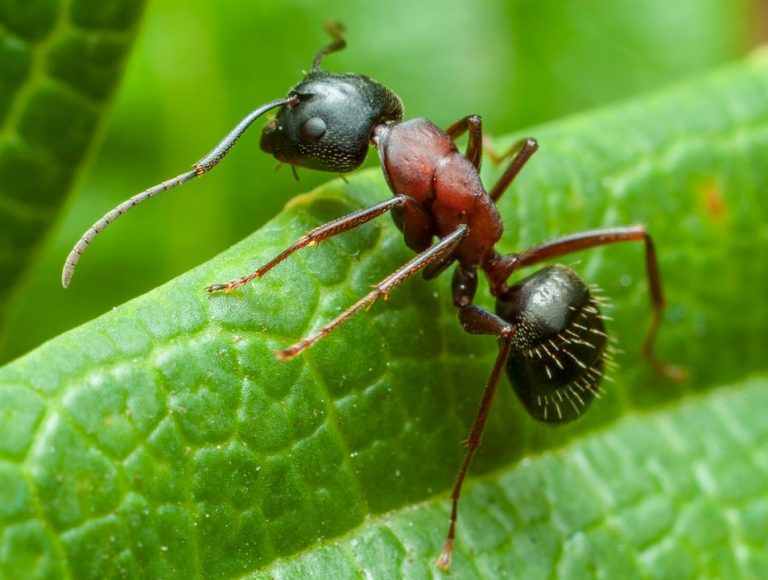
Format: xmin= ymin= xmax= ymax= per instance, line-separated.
xmin=205 ymin=283 xmax=232 ymax=294
xmin=662 ymin=363 xmax=687 ymax=384
xmin=436 ymin=540 xmax=453 ymax=571
xmin=647 ymin=349 xmax=687 ymax=384
xmin=276 ymin=348 xmax=298 ymax=361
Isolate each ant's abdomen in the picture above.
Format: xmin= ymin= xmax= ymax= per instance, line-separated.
xmin=496 ymin=265 xmax=608 ymax=424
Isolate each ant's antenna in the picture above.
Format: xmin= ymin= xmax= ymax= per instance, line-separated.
xmin=311 ymin=21 xmax=346 ymax=71
xmin=62 ymin=96 xmax=294 ymax=288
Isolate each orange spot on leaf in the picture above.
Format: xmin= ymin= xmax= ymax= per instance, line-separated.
xmin=700 ymin=182 xmax=726 ymax=222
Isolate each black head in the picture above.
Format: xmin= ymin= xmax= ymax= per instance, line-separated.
xmin=261 ymin=70 xmax=403 ymax=172
xmin=496 ymin=265 xmax=608 ymax=424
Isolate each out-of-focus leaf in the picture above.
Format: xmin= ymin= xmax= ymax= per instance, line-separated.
xmin=1 ymin=47 xmax=768 ymax=578
xmin=503 ymin=0 xmax=757 ymax=126
xmin=0 ymin=0 xmax=146 ymax=326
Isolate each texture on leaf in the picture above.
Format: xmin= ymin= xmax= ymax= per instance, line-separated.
xmin=0 ymin=0 xmax=146 ymax=322
xmin=1 ymin=49 xmax=768 ymax=578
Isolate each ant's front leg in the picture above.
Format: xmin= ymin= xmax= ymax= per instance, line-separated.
xmin=206 ymin=195 xmax=420 ymax=293
xmin=438 ymin=266 xmax=517 ymax=570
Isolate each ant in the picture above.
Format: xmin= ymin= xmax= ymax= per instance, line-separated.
xmin=63 ymin=24 xmax=681 ymax=570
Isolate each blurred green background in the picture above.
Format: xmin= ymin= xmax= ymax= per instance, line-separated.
xmin=0 ymin=0 xmax=763 ymax=363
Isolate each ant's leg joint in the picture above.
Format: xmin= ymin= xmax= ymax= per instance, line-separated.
xmin=457 ymin=303 xmax=514 ymax=339
xmin=451 ymin=266 xmax=478 ymax=307
xmin=483 ymin=253 xmax=520 ymax=296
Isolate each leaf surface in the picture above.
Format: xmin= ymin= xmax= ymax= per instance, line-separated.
xmin=258 ymin=375 xmax=768 ymax=579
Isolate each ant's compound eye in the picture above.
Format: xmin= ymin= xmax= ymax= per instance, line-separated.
xmin=300 ymin=117 xmax=327 ymax=142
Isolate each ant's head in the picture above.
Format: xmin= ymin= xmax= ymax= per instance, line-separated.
xmin=260 ymin=25 xmax=403 ymax=173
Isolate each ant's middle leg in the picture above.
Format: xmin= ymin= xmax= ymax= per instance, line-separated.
xmin=206 ymin=195 xmax=421 ymax=293
xmin=443 ymin=118 xmax=538 ymax=204
xmin=445 ymin=115 xmax=483 ymax=170
xmin=487 ymin=138 xmax=539 ymax=203
xmin=437 ymin=265 xmax=516 ymax=569
xmin=483 ymin=225 xmax=683 ymax=380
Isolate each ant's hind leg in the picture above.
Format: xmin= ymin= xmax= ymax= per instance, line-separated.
xmin=484 ymin=225 xmax=684 ymax=381
xmin=438 ymin=336 xmax=513 ymax=570
xmin=438 ymin=266 xmax=516 ymax=570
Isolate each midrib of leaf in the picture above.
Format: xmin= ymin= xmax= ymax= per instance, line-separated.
xmin=1 ymin=50 xmax=768 ymax=578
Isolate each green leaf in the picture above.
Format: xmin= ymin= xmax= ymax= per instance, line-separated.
xmin=256 ymin=374 xmax=768 ymax=578
xmin=0 ymin=0 xmax=146 ymax=322
xmin=2 ymin=48 xmax=768 ymax=578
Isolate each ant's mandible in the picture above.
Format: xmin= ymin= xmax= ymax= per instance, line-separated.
xmin=63 ymin=24 xmax=681 ymax=569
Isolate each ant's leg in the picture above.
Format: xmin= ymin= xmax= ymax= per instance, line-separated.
xmin=485 ymin=225 xmax=683 ymax=380
xmin=278 ymin=225 xmax=468 ymax=360
xmin=392 ymin=195 xmax=433 ymax=253
xmin=445 ymin=115 xmax=483 ymax=170
xmin=488 ymin=138 xmax=539 ymax=203
xmin=438 ymin=337 xmax=513 ymax=570
xmin=438 ymin=267 xmax=516 ymax=569
xmin=206 ymin=196 xmax=413 ymax=293
xmin=421 ymin=255 xmax=455 ymax=280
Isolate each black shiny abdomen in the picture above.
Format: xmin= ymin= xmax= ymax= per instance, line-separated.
xmin=496 ymin=264 xmax=607 ymax=424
